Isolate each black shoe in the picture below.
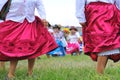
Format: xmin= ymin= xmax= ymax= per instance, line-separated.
xmin=52 ymin=54 xmax=59 ymax=57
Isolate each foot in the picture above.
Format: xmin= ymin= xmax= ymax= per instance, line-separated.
xmin=5 ymin=75 xmax=14 ymax=80
xmin=27 ymin=72 xmax=33 ymax=76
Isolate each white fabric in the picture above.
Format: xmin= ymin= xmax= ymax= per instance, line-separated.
xmin=98 ymin=48 xmax=120 ymax=56
xmin=48 ymin=28 xmax=54 ymax=33
xmin=53 ymin=31 xmax=67 ymax=47
xmin=61 ymin=37 xmax=68 ymax=47
xmin=76 ymin=0 xmax=120 ymax=23
xmin=0 ymin=0 xmax=46 ymax=23
xmin=67 ymin=33 xmax=80 ymax=43
xmin=53 ymin=31 xmax=64 ymax=40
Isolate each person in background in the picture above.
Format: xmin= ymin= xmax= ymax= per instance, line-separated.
xmin=0 ymin=0 xmax=57 ymax=79
xmin=76 ymin=0 xmax=120 ymax=74
xmin=54 ymin=24 xmax=68 ymax=50
xmin=46 ymin=23 xmax=55 ymax=58
xmin=79 ymin=32 xmax=83 ymax=54
xmin=66 ymin=26 xmax=81 ymax=56
xmin=47 ymin=23 xmax=54 ymax=36
xmin=63 ymin=27 xmax=70 ymax=40
xmin=48 ymin=25 xmax=66 ymax=57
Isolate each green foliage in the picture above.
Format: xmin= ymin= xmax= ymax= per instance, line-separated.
xmin=0 ymin=54 xmax=120 ymax=80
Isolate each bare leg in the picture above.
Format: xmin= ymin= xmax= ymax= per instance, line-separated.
xmin=8 ymin=60 xmax=18 ymax=78
xmin=96 ymin=56 xmax=108 ymax=74
xmin=46 ymin=54 xmax=50 ymax=58
xmin=0 ymin=62 xmax=5 ymax=70
xmin=76 ymin=51 xmax=80 ymax=56
xmin=28 ymin=58 xmax=36 ymax=76
xmin=79 ymin=51 xmax=82 ymax=55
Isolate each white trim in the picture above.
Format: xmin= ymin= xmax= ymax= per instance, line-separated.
xmin=98 ymin=48 xmax=120 ymax=56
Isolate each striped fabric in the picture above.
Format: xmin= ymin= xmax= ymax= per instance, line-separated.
xmin=0 ymin=0 xmax=12 ymax=20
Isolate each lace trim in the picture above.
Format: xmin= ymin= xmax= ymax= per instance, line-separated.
xmin=98 ymin=48 xmax=120 ymax=56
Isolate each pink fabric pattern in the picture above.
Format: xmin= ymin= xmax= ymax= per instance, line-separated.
xmin=83 ymin=2 xmax=120 ymax=62
xmin=0 ymin=16 xmax=58 ymax=61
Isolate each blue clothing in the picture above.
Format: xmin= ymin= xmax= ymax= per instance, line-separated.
xmin=48 ymin=40 xmax=66 ymax=56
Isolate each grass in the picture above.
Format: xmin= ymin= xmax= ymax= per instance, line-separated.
xmin=0 ymin=54 xmax=120 ymax=80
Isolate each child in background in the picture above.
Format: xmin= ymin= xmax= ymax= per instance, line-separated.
xmin=48 ymin=25 xmax=66 ymax=57
xmin=66 ymin=26 xmax=81 ymax=56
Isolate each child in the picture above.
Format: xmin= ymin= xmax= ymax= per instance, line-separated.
xmin=48 ymin=25 xmax=66 ymax=57
xmin=66 ymin=26 xmax=81 ymax=56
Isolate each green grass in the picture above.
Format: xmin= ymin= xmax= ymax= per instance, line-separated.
xmin=0 ymin=54 xmax=120 ymax=80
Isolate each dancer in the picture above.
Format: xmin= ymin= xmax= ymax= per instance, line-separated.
xmin=0 ymin=0 xmax=57 ymax=79
xmin=76 ymin=0 xmax=120 ymax=74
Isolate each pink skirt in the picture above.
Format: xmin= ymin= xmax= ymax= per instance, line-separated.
xmin=66 ymin=42 xmax=80 ymax=54
xmin=0 ymin=16 xmax=57 ymax=61
xmin=83 ymin=2 xmax=120 ymax=62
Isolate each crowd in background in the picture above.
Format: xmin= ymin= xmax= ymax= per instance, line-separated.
xmin=45 ymin=23 xmax=83 ymax=58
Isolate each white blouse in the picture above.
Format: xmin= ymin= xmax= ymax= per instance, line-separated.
xmin=53 ymin=31 xmax=64 ymax=40
xmin=76 ymin=0 xmax=120 ymax=23
xmin=67 ymin=33 xmax=80 ymax=43
xmin=0 ymin=0 xmax=46 ymax=23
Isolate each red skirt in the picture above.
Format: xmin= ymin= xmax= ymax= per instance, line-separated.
xmin=0 ymin=16 xmax=58 ymax=61
xmin=83 ymin=2 xmax=120 ymax=62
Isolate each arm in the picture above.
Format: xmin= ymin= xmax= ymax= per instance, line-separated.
xmin=116 ymin=0 xmax=120 ymax=10
xmin=75 ymin=0 xmax=86 ymax=26
xmin=35 ymin=0 xmax=48 ymax=26
xmin=36 ymin=0 xmax=46 ymax=19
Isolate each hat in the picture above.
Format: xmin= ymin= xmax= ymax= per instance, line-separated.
xmin=47 ymin=22 xmax=51 ymax=27
xmin=63 ymin=28 xmax=70 ymax=33
xmin=53 ymin=24 xmax=61 ymax=30
xmin=70 ymin=26 xmax=78 ymax=31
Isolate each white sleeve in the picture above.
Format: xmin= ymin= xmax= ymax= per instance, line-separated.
xmin=0 ymin=0 xmax=7 ymax=11
xmin=35 ymin=0 xmax=46 ymax=19
xmin=116 ymin=0 xmax=120 ymax=10
xmin=75 ymin=0 xmax=86 ymax=23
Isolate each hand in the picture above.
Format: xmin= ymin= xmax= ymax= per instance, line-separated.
xmin=79 ymin=23 xmax=86 ymax=27
xmin=41 ymin=19 xmax=48 ymax=27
